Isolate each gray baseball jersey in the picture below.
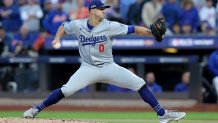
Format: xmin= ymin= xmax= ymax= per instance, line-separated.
xmin=63 ymin=18 xmax=127 ymax=65
xmin=61 ymin=19 xmax=145 ymax=97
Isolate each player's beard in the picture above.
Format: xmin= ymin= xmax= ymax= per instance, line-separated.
xmin=93 ymin=18 xmax=103 ymax=25
xmin=90 ymin=15 xmax=103 ymax=25
xmin=89 ymin=10 xmax=105 ymax=26
xmin=96 ymin=13 xmax=105 ymax=20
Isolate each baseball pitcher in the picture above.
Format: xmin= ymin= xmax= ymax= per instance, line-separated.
xmin=24 ymin=0 xmax=186 ymax=123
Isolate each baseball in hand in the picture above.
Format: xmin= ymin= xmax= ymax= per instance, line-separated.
xmin=52 ymin=41 xmax=61 ymax=49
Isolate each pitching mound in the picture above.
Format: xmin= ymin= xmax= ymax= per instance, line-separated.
xmin=0 ymin=118 xmax=99 ymax=123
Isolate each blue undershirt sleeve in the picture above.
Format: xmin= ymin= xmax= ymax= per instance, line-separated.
xmin=127 ymin=26 xmax=135 ymax=34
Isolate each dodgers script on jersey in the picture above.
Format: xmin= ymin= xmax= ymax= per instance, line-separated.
xmin=63 ymin=18 xmax=128 ymax=66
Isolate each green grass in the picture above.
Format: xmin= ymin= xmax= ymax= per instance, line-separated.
xmin=0 ymin=111 xmax=218 ymax=123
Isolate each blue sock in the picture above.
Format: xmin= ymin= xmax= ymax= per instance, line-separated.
xmin=35 ymin=88 xmax=65 ymax=111
xmin=138 ymin=85 xmax=165 ymax=116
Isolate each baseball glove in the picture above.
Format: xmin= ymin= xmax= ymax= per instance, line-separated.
xmin=150 ymin=18 xmax=166 ymax=42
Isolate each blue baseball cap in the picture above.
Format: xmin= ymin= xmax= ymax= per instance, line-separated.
xmin=88 ymin=0 xmax=110 ymax=10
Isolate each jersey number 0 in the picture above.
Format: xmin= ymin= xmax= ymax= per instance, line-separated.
xmin=99 ymin=44 xmax=105 ymax=53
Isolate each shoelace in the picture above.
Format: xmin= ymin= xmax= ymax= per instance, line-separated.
xmin=166 ymin=110 xmax=183 ymax=118
xmin=30 ymin=105 xmax=39 ymax=115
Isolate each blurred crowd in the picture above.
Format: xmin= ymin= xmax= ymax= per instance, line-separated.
xmin=0 ymin=0 xmax=218 ymax=103
xmin=1 ymin=0 xmax=218 ymax=34
xmin=1 ymin=0 xmax=218 ymax=56
xmin=106 ymin=71 xmax=190 ymax=93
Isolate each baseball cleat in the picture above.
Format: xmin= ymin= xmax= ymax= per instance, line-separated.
xmin=23 ymin=106 xmax=39 ymax=118
xmin=158 ymin=110 xmax=186 ymax=123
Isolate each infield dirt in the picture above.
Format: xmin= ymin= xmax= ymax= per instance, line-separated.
xmin=0 ymin=118 xmax=100 ymax=123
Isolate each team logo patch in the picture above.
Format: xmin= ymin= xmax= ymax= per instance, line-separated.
xmin=91 ymin=5 xmax=96 ymax=9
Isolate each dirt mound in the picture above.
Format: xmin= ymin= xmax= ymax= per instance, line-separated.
xmin=0 ymin=118 xmax=100 ymax=123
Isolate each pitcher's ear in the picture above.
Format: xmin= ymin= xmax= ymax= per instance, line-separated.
xmin=91 ymin=9 xmax=95 ymax=13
